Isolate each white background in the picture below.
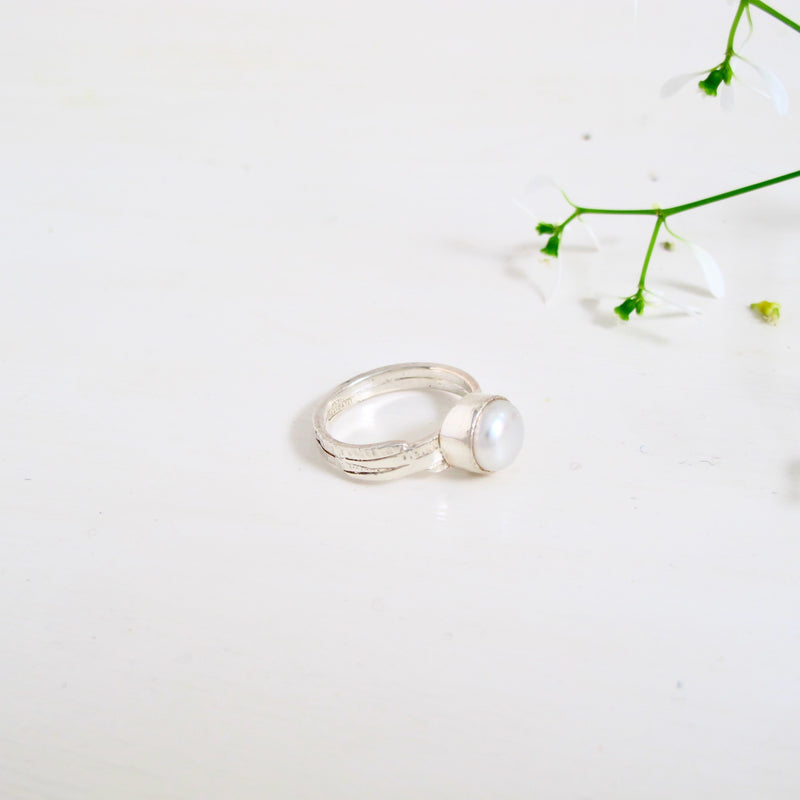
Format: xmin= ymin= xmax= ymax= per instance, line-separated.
xmin=2 ymin=1 xmax=799 ymax=797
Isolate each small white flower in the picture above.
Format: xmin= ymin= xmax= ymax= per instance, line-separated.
xmin=660 ymin=54 xmax=788 ymax=115
xmin=516 ymin=178 xmax=601 ymax=305
xmin=513 ymin=195 xmax=563 ymax=305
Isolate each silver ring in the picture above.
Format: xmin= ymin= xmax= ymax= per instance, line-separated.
xmin=312 ymin=363 xmax=524 ymax=481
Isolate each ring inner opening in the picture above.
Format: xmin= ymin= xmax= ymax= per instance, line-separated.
xmin=327 ymin=389 xmax=457 ymax=445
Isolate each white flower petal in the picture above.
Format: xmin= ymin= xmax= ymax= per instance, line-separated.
xmin=526 ymin=174 xmax=561 ymax=192
xmin=513 ymin=197 xmax=539 ymax=223
xmin=752 ymin=62 xmax=788 ymax=115
xmin=577 ymin=217 xmax=601 ymax=251
xmin=719 ymin=80 xmax=736 ymax=112
xmin=544 ymin=255 xmax=562 ymax=306
xmin=736 ymin=55 xmax=788 ymax=115
xmin=520 ymin=174 xmax=574 ymax=218
xmin=660 ymin=71 xmax=706 ymax=99
xmin=645 ymin=289 xmax=702 ymax=316
xmin=687 ymin=241 xmax=726 ymax=298
xmin=664 ymin=222 xmax=726 ymax=298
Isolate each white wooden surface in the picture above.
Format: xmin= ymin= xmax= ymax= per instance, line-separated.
xmin=2 ymin=1 xmax=799 ymax=797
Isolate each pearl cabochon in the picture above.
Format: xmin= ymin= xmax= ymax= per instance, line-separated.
xmin=472 ymin=399 xmax=524 ymax=472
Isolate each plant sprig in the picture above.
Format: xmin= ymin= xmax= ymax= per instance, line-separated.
xmin=537 ymin=170 xmax=800 ymax=319
xmin=535 ymin=1 xmax=800 ymax=320
xmin=699 ymin=0 xmax=800 ymax=99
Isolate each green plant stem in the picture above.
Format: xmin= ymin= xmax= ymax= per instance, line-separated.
xmin=727 ymin=1 xmax=749 ymax=55
xmin=561 ymin=209 xmax=580 ymax=226
xmin=548 ymin=169 xmax=800 ymax=317
xmin=538 ymin=1 xmax=800 ymax=319
xmin=637 ymin=216 xmax=663 ymax=293
xmin=725 ymin=0 xmax=800 ymax=56
xmin=570 ymin=169 xmax=800 ymax=221
xmin=749 ymin=0 xmax=800 ymax=35
xmin=662 ymin=169 xmax=800 ymax=214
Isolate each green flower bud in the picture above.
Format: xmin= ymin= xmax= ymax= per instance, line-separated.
xmin=536 ymin=222 xmax=556 ymax=235
xmin=721 ymin=60 xmax=734 ymax=84
xmin=541 ymin=233 xmax=560 ymax=257
xmin=614 ymin=298 xmax=636 ymax=321
xmin=614 ymin=293 xmax=645 ymax=321
xmin=750 ymin=300 xmax=781 ymax=324
xmin=699 ymin=70 xmax=724 ymax=96
xmin=698 ymin=62 xmax=733 ymax=97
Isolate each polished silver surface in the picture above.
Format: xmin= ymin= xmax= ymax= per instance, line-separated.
xmin=439 ymin=393 xmax=503 ymax=474
xmin=313 ymin=363 xmax=521 ymax=481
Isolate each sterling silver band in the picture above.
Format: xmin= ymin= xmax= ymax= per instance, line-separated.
xmin=313 ymin=363 xmax=523 ymax=481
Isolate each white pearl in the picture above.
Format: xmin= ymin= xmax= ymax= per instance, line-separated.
xmin=472 ymin=399 xmax=524 ymax=472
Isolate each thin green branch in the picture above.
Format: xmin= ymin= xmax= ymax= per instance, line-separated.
xmin=532 ymin=2 xmax=800 ymax=320
xmin=727 ymin=1 xmax=749 ymax=54
xmin=700 ymin=0 xmax=800 ymax=98
xmin=563 ymin=169 xmax=800 ymax=221
xmin=613 ymin=217 xmax=664 ymax=320
xmin=749 ymin=0 xmax=800 ymax=35
xmin=637 ymin=217 xmax=663 ymax=291
xmin=536 ymin=170 xmax=800 ymax=320
xmin=662 ymin=169 xmax=800 ymax=214
xmin=571 ymin=206 xmax=657 ymax=217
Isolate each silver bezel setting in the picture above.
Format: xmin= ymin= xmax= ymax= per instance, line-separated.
xmin=438 ymin=393 xmax=506 ymax=473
